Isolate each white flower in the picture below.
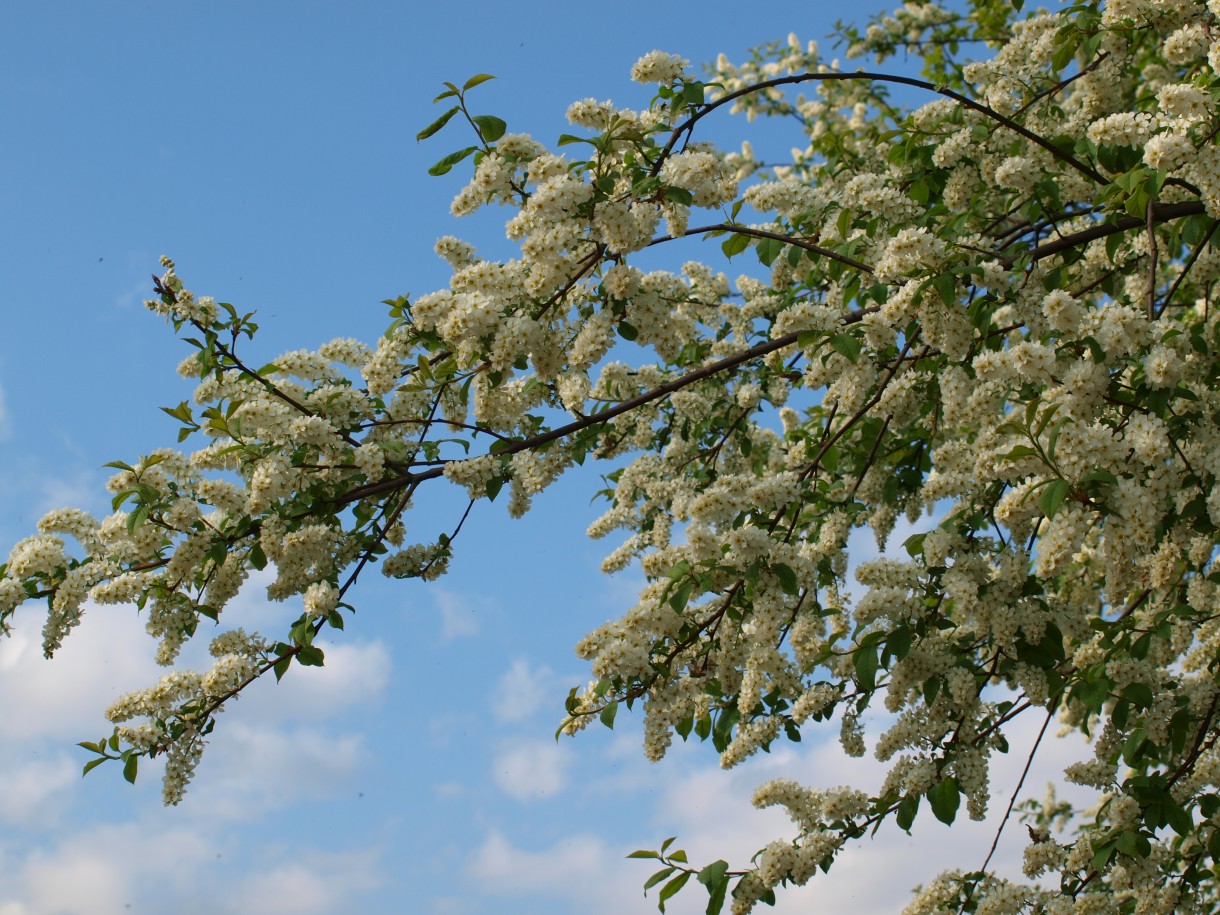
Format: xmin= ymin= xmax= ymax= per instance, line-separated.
xmin=631 ymin=50 xmax=689 ymax=84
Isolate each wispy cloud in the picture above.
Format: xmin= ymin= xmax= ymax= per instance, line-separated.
xmin=491 ymin=658 xmax=560 ymax=724
xmin=0 ymin=820 xmax=384 ymax=915
xmin=492 ymin=738 xmax=571 ymax=801
xmin=0 ymin=585 xmax=389 ymax=913
xmin=432 ymin=587 xmax=482 ymax=640
xmin=466 ymin=830 xmax=642 ymax=914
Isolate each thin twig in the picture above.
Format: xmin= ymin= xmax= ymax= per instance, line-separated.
xmin=1156 ymin=219 xmax=1219 ymax=319
xmin=1146 ymin=198 xmax=1158 ymax=321
xmin=960 ymin=707 xmax=1054 ymax=914
xmin=653 ymin=223 xmax=875 ymax=275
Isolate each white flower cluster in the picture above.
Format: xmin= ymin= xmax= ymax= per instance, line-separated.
xmin=630 ymin=50 xmax=689 ymax=85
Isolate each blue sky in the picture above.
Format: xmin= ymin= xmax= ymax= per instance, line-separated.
xmin=0 ymin=3 xmax=1081 ymax=913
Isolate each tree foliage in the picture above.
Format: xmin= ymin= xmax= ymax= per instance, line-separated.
xmin=5 ymin=0 xmax=1220 ymax=911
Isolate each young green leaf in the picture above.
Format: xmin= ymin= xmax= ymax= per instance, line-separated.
xmin=427 ymin=146 xmax=479 ymax=176
xmin=928 ymin=777 xmax=960 ymax=825
xmin=1037 ymin=478 xmax=1071 ymax=519
xmin=417 ymin=105 xmax=460 ymax=141
xmin=462 ymin=73 xmax=496 ymax=90
xmin=472 ymin=114 xmax=507 ymax=143
xmin=657 ymin=871 xmax=691 ymax=912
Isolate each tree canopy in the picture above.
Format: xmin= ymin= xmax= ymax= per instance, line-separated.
xmin=5 ymin=0 xmax=1220 ymax=911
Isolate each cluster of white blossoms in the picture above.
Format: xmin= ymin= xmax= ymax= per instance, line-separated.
xmin=5 ymin=1 xmax=1220 ymax=911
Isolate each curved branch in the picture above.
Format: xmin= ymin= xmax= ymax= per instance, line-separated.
xmin=654 ymin=223 xmax=875 ymax=275
xmin=658 ymin=70 xmax=1108 ymax=187
xmin=337 ymin=304 xmax=879 ymax=506
xmin=1016 ymin=201 xmax=1207 ymax=265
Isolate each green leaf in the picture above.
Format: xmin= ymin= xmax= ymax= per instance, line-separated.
xmin=755 ymin=237 xmax=783 ymax=266
xmin=472 ymin=114 xmax=507 ymax=143
xmin=462 ymin=73 xmax=496 ymax=90
xmin=126 ymin=504 xmax=150 ymax=535
xmin=697 ymin=860 xmax=729 ymax=888
xmin=933 ymin=273 xmax=956 ymax=306
xmin=853 ymin=645 xmax=879 ymax=691
xmin=160 ymin=400 xmax=194 ymax=423
xmin=628 ymin=849 xmax=660 ymax=860
xmin=998 ymin=445 xmax=1039 ymax=462
xmin=928 ymin=776 xmax=960 ymax=825
xmin=249 ymin=543 xmax=267 ymax=570
xmin=82 ymin=757 xmax=108 ymax=777
xmin=721 ymin=233 xmax=750 ymax=258
xmin=663 ymin=185 xmax=693 ymax=207
xmin=416 ymin=105 xmax=460 ymax=141
xmin=667 ymin=560 xmax=691 ymax=580
xmin=658 ymin=871 xmax=691 ymax=912
xmin=1091 ymin=839 xmax=1116 ymax=873
xmin=273 ymin=654 xmax=292 ymax=682
xmin=618 ymin=321 xmax=639 ymax=341
xmin=1123 ymin=682 xmax=1153 ymax=709
xmin=681 ymin=81 xmax=705 ymax=106
xmin=903 ymin=533 xmax=927 ymax=558
xmin=896 ymin=793 xmax=920 ymax=832
xmin=297 ymin=645 xmax=326 ymax=667
xmin=1166 ymin=803 xmax=1193 ymax=838
xmin=830 ymin=333 xmax=861 ymax=363
xmin=427 ymin=146 xmax=479 ymax=176
xmin=123 ymin=754 xmax=138 ymax=785
xmin=697 ymin=861 xmax=730 ymax=915
xmin=600 ymin=700 xmax=619 ymax=729
xmin=1038 ymin=478 xmax=1071 ymax=519
xmin=772 ymin=563 xmax=799 ymax=596
xmin=675 ymin=715 xmax=694 ymax=740
xmin=704 ymin=877 xmax=728 ymax=915
xmin=644 ymin=867 xmax=677 ymax=891
xmin=485 ymin=475 xmax=504 ymax=501
xmin=670 ymin=581 xmax=694 ymax=613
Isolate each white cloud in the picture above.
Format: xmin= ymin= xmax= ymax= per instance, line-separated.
xmin=0 ymin=574 xmax=391 ymax=745
xmin=33 ymin=469 xmax=100 ymax=518
xmin=0 ymin=753 xmax=77 ymax=826
xmin=0 ymin=601 xmax=161 ymax=741
xmin=0 ymin=821 xmax=383 ymax=915
xmin=182 ymin=725 xmax=368 ymax=821
xmin=234 ymin=639 xmax=391 ymax=720
xmin=492 ymin=738 xmax=571 ymax=801
xmin=491 ymin=658 xmax=558 ymax=724
xmin=0 ymin=386 xmax=10 ymax=440
xmin=1 ymin=821 xmax=213 ymax=915
xmin=467 ymin=830 xmax=642 ymax=915
xmin=228 ymin=847 xmax=383 ymax=915
xmin=433 ymin=781 xmax=466 ymax=800
xmin=432 ymin=587 xmax=483 ymax=640
xmin=0 ymin=570 xmax=388 ymax=829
